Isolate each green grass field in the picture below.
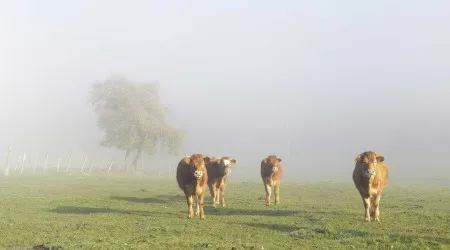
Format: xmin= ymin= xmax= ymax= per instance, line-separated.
xmin=0 ymin=174 xmax=448 ymax=250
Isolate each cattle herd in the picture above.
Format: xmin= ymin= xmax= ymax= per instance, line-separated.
xmin=176 ymin=151 xmax=389 ymax=223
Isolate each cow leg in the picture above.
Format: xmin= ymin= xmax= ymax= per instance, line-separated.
xmin=197 ymin=193 xmax=205 ymax=219
xmin=369 ymin=196 xmax=375 ymax=218
xmin=362 ymin=196 xmax=371 ymax=222
xmin=274 ymin=181 xmax=280 ymax=205
xmin=215 ymin=188 xmax=219 ymax=206
xmin=373 ymin=194 xmax=382 ymax=222
xmin=208 ymin=184 xmax=217 ymax=208
xmin=264 ymin=184 xmax=271 ymax=206
xmin=220 ymin=185 xmax=226 ymax=207
xmin=214 ymin=186 xmax=220 ymax=207
xmin=186 ymin=194 xmax=194 ymax=219
xmin=194 ymin=194 xmax=200 ymax=216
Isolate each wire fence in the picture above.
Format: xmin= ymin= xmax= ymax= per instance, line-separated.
xmin=2 ymin=146 xmax=180 ymax=177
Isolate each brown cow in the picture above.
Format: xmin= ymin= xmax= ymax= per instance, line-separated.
xmin=176 ymin=154 xmax=211 ymax=219
xmin=206 ymin=157 xmax=237 ymax=208
xmin=353 ymin=151 xmax=389 ymax=222
xmin=260 ymin=155 xmax=283 ymax=206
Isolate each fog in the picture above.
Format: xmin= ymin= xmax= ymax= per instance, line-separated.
xmin=1 ymin=1 xmax=449 ymax=181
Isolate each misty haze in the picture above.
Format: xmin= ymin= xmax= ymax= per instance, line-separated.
xmin=1 ymin=1 xmax=450 ymax=249
xmin=2 ymin=1 xmax=449 ymax=182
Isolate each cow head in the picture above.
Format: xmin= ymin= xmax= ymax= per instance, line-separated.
xmin=217 ymin=157 xmax=237 ymax=176
xmin=264 ymin=155 xmax=282 ymax=173
xmin=185 ymin=154 xmax=211 ymax=179
xmin=355 ymin=151 xmax=384 ymax=178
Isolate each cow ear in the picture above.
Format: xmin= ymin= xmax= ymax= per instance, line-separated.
xmin=183 ymin=156 xmax=191 ymax=164
xmin=354 ymin=155 xmax=361 ymax=163
xmin=203 ymin=157 xmax=211 ymax=164
xmin=277 ymin=157 xmax=282 ymax=163
xmin=262 ymin=157 xmax=268 ymax=164
xmin=376 ymin=155 xmax=385 ymax=162
xmin=231 ymin=159 xmax=236 ymax=164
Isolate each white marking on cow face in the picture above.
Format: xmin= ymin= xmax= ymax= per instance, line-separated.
xmin=367 ymin=159 xmax=377 ymax=177
xmin=272 ymin=167 xmax=278 ymax=172
xmin=194 ymin=171 xmax=203 ymax=179
xmin=223 ymin=159 xmax=230 ymax=166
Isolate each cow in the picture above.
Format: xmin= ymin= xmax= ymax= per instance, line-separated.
xmin=352 ymin=151 xmax=389 ymax=222
xmin=176 ymin=154 xmax=211 ymax=219
xmin=260 ymin=155 xmax=283 ymax=206
xmin=206 ymin=157 xmax=237 ymax=208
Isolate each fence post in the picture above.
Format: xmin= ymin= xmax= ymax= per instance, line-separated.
xmin=56 ymin=155 xmax=61 ymax=172
xmin=66 ymin=153 xmax=72 ymax=173
xmin=107 ymin=159 xmax=114 ymax=174
xmin=80 ymin=155 xmax=87 ymax=173
xmin=14 ymin=155 xmax=20 ymax=171
xmin=31 ymin=154 xmax=36 ymax=173
xmin=44 ymin=153 xmax=49 ymax=172
xmin=20 ymin=153 xmax=26 ymax=175
xmin=99 ymin=160 xmax=104 ymax=171
xmin=4 ymin=145 xmax=11 ymax=176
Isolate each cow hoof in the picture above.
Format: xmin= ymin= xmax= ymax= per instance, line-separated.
xmin=365 ymin=218 xmax=370 ymax=222
xmin=222 ymin=204 xmax=226 ymax=207
xmin=374 ymin=217 xmax=380 ymax=222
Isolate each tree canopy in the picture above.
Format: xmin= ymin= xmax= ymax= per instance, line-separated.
xmin=89 ymin=75 xmax=185 ymax=171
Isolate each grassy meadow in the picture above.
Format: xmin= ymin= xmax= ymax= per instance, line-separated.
xmin=0 ymin=173 xmax=448 ymax=250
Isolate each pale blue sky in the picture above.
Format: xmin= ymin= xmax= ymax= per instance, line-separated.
xmin=1 ymin=1 xmax=449 ymax=180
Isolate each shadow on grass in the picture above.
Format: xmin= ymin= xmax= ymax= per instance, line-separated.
xmin=110 ymin=196 xmax=168 ymax=204
xmin=49 ymin=206 xmax=156 ymax=216
xmin=152 ymin=194 xmax=186 ymax=202
xmin=202 ymin=207 xmax=302 ymax=216
xmin=33 ymin=244 xmax=62 ymax=250
xmin=241 ymin=222 xmax=299 ymax=232
xmin=243 ymin=223 xmax=332 ymax=234
xmin=110 ymin=195 xmax=185 ymax=204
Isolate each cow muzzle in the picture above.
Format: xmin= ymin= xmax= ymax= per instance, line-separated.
xmin=225 ymin=169 xmax=231 ymax=174
xmin=367 ymin=169 xmax=376 ymax=177
xmin=193 ymin=171 xmax=203 ymax=179
xmin=272 ymin=167 xmax=278 ymax=172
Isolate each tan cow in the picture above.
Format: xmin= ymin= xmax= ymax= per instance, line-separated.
xmin=176 ymin=154 xmax=211 ymax=219
xmin=260 ymin=155 xmax=283 ymax=206
xmin=353 ymin=151 xmax=389 ymax=222
xmin=206 ymin=157 xmax=237 ymax=208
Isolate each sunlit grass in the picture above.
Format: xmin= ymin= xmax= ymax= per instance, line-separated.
xmin=0 ymin=174 xmax=448 ymax=249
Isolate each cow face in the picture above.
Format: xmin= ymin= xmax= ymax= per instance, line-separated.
xmin=355 ymin=151 xmax=384 ymax=178
xmin=186 ymin=154 xmax=211 ymax=179
xmin=218 ymin=157 xmax=236 ymax=175
xmin=265 ymin=156 xmax=282 ymax=173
